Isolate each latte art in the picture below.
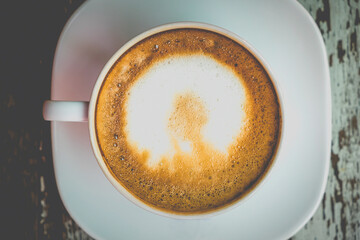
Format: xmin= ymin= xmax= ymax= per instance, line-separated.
xmin=126 ymin=55 xmax=246 ymax=167
xmin=95 ymin=28 xmax=281 ymax=214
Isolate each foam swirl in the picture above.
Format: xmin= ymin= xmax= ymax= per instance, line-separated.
xmin=125 ymin=55 xmax=246 ymax=167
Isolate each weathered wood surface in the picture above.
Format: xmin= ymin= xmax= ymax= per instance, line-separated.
xmin=293 ymin=0 xmax=360 ymax=239
xmin=0 ymin=1 xmax=91 ymax=239
xmin=0 ymin=0 xmax=359 ymax=239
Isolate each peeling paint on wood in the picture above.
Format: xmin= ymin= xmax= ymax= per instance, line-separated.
xmin=293 ymin=0 xmax=360 ymax=239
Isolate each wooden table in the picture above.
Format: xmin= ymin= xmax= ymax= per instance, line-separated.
xmin=1 ymin=0 xmax=359 ymax=239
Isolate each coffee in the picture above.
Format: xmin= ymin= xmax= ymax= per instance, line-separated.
xmin=95 ymin=28 xmax=281 ymax=215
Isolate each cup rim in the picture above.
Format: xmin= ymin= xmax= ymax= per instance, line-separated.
xmin=88 ymin=21 xmax=284 ymax=219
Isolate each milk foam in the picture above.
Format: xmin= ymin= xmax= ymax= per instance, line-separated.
xmin=125 ymin=55 xmax=246 ymax=166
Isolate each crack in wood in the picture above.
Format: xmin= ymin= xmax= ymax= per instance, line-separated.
xmin=329 ymin=53 xmax=333 ymax=66
xmin=337 ymin=40 xmax=346 ymax=63
xmin=350 ymin=30 xmax=358 ymax=59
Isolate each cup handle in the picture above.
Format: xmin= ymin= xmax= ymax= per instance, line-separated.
xmin=43 ymin=100 xmax=89 ymax=122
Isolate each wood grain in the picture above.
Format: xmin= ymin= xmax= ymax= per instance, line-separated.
xmin=0 ymin=0 xmax=358 ymax=239
xmin=293 ymin=0 xmax=360 ymax=239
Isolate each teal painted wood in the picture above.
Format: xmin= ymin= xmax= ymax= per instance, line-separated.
xmin=293 ymin=0 xmax=360 ymax=239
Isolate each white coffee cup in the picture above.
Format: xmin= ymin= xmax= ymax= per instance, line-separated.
xmin=43 ymin=22 xmax=283 ymax=219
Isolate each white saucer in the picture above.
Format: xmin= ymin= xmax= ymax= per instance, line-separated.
xmin=51 ymin=0 xmax=331 ymax=239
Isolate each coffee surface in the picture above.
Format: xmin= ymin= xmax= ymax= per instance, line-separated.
xmin=95 ymin=28 xmax=281 ymax=214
